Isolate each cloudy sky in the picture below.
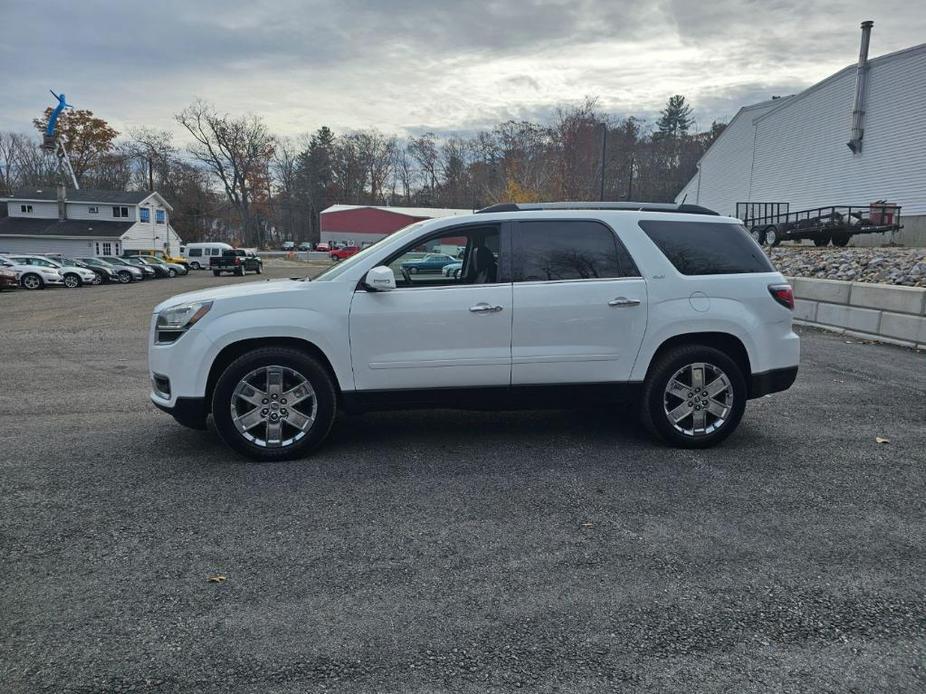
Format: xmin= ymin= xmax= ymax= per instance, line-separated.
xmin=2 ymin=0 xmax=924 ymax=139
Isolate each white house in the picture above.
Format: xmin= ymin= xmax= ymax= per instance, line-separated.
xmin=676 ymin=26 xmax=926 ymax=246
xmin=0 ymin=186 xmax=183 ymax=257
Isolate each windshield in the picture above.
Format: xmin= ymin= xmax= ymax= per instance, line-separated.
xmin=313 ymin=221 xmax=427 ymax=282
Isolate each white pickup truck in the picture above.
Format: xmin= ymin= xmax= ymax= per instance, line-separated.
xmin=149 ymin=202 xmax=799 ymax=461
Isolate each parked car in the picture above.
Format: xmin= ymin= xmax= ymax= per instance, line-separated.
xmin=211 ymin=249 xmax=263 ymax=276
xmin=5 ymin=255 xmax=97 ymax=288
xmin=78 ymin=257 xmax=142 ymax=283
xmin=180 ymin=242 xmax=234 ymax=270
xmin=441 ymin=261 xmax=464 ymax=279
xmin=282 ymin=241 xmax=295 ymax=251
xmin=138 ymin=255 xmax=189 ymax=277
xmin=125 ymin=248 xmax=190 ymax=268
xmin=330 ymin=245 xmax=360 ymax=261
xmin=148 ymin=201 xmax=799 ymax=461
xmin=298 ymin=242 xmax=313 ymax=251
xmin=105 ymin=256 xmax=155 ymax=279
xmin=400 ymin=253 xmax=457 ymax=274
xmin=315 ymin=242 xmax=330 ymax=252
xmin=0 ymin=255 xmax=64 ymax=289
xmin=56 ymin=256 xmax=120 ymax=284
xmin=124 ymin=256 xmax=171 ymax=278
xmin=0 ymin=265 xmax=18 ymax=291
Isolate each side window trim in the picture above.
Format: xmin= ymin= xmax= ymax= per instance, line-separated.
xmin=366 ymin=222 xmax=510 ymax=290
xmin=511 ymin=218 xmax=641 ymax=283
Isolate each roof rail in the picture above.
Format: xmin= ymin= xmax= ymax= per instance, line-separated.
xmin=475 ymin=201 xmax=719 ymax=215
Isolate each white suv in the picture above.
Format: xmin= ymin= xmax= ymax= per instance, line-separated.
xmin=149 ymin=203 xmax=799 ymax=461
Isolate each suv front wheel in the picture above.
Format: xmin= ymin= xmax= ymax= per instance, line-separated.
xmin=641 ymin=344 xmax=746 ymax=448
xmin=212 ymin=347 xmax=337 ymax=461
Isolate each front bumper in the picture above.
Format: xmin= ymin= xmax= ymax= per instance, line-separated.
xmin=150 ymin=393 xmax=209 ymax=429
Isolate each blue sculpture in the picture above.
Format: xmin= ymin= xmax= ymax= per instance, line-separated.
xmin=47 ymin=90 xmax=72 ymax=137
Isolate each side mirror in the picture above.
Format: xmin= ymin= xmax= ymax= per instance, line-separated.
xmin=364 ymin=266 xmax=396 ymax=292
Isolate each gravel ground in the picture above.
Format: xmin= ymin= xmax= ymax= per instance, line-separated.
xmin=768 ymin=247 xmax=926 ymax=287
xmin=1 ymin=268 xmax=924 ymax=693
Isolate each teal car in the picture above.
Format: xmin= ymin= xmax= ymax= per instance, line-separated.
xmin=400 ymin=253 xmax=457 ymax=275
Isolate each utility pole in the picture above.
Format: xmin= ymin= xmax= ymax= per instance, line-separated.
xmin=626 ymin=153 xmax=635 ymax=200
xmin=599 ymin=122 xmax=607 ymax=201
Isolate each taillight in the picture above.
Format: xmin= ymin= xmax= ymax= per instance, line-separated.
xmin=768 ymin=283 xmax=794 ymax=310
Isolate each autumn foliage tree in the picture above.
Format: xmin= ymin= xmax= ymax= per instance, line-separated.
xmin=33 ymin=108 xmax=118 ymax=184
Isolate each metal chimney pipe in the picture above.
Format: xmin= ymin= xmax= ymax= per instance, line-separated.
xmin=56 ymin=183 xmax=67 ymax=221
xmin=847 ymin=20 xmax=874 ymax=153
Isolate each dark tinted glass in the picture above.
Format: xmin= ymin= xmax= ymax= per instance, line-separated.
xmin=513 ymin=221 xmax=638 ymax=282
xmin=639 ymin=220 xmax=774 ymax=275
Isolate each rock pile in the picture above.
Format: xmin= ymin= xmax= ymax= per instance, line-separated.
xmin=767 ymin=247 xmax=926 ymax=287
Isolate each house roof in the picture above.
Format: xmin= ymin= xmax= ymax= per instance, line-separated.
xmin=321 ymin=204 xmax=473 ymax=218
xmin=0 ymin=217 xmax=133 ymax=239
xmin=2 ymin=188 xmax=174 ymax=211
xmin=4 ymin=188 xmax=152 ymax=204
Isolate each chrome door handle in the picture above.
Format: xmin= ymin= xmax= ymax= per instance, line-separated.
xmin=469 ymin=303 xmax=503 ymax=313
xmin=608 ymin=297 xmax=641 ymax=307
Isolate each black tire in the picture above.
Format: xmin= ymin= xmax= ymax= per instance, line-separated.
xmin=63 ymin=273 xmax=82 ymax=289
xmin=191 ymin=261 xmax=201 ymax=270
xmin=168 ymin=268 xmax=177 ymax=278
xmin=117 ymin=270 xmax=132 ymax=284
xmin=409 ymin=266 xmax=418 ymax=274
xmin=256 ymin=264 xmax=263 ymax=275
xmin=640 ymin=344 xmax=747 ymax=449
xmin=211 ymin=347 xmax=337 ymax=461
xmin=813 ymin=236 xmax=831 ymax=247
xmin=21 ymin=273 xmax=44 ymax=290
xmin=235 ymin=266 xmax=245 ymax=276
xmin=213 ymin=270 xmax=221 ymax=277
xmin=750 ymin=227 xmax=765 ymax=245
xmin=831 ymin=233 xmax=850 ymax=247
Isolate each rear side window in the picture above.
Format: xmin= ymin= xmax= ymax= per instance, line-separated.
xmin=513 ymin=221 xmax=639 ymax=282
xmin=189 ymin=248 xmax=202 ymax=257
xmin=639 ymin=220 xmax=774 ymax=275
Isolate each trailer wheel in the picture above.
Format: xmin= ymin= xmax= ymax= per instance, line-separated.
xmin=831 ymin=233 xmax=851 ymax=247
xmin=764 ymin=226 xmax=781 ymax=247
xmin=750 ymin=227 xmax=765 ymax=245
xmin=813 ymin=235 xmax=831 ymax=247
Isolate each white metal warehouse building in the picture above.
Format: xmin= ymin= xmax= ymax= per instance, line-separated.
xmin=676 ymin=29 xmax=926 ymax=246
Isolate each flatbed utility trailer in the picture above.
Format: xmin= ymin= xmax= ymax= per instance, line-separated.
xmin=736 ymin=202 xmax=903 ymax=247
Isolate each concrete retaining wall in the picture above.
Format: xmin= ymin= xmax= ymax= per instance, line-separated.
xmin=790 ymin=276 xmax=926 ymax=349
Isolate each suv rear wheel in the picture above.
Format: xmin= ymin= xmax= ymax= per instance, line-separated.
xmin=641 ymin=344 xmax=746 ymax=448
xmin=212 ymin=347 xmax=337 ymax=461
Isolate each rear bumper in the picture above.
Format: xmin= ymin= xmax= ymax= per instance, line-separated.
xmin=749 ymin=366 xmax=798 ymax=398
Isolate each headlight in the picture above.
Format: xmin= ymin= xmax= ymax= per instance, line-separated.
xmin=155 ymin=301 xmax=212 ymax=344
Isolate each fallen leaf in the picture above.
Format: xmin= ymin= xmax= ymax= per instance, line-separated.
xmin=207 ymin=575 xmax=227 ymax=583
xmin=875 ymin=436 xmax=890 ymax=444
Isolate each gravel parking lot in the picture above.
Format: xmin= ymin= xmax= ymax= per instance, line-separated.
xmin=1 ymin=265 xmax=924 ymax=692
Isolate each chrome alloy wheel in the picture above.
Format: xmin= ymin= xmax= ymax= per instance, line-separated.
xmin=663 ymin=362 xmax=733 ymax=438
xmin=230 ymin=365 xmax=317 ymax=448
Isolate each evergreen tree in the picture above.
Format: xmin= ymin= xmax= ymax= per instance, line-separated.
xmin=656 ymin=95 xmax=694 ymax=138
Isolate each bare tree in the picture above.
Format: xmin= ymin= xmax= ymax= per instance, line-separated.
xmin=176 ymin=100 xmax=275 ymax=246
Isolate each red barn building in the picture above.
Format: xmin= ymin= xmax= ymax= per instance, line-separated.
xmin=319 ymin=205 xmax=472 ymax=245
